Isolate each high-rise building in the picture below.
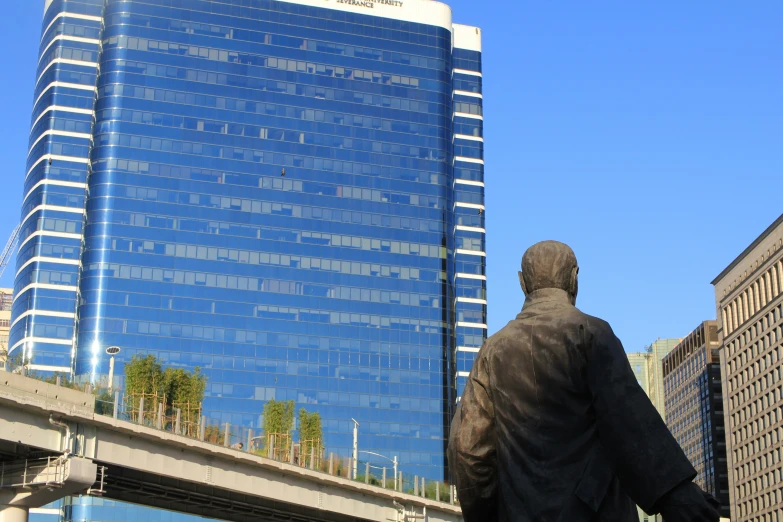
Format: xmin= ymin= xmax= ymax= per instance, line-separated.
xmin=0 ymin=288 xmax=12 ymax=371
xmin=627 ymin=338 xmax=680 ymax=421
xmin=645 ymin=338 xmax=681 ymax=420
xmin=662 ymin=321 xmax=730 ymax=518
xmin=18 ymin=0 xmax=485 ymax=519
xmin=628 ymin=352 xmax=651 ymax=390
xmin=15 ymin=0 xmax=484 ymax=514
xmin=626 ymin=338 xmax=680 ymax=522
xmin=712 ymin=214 xmax=783 ymax=522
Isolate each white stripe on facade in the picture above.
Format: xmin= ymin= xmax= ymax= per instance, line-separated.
xmin=453 ymin=90 xmax=482 ymax=99
xmin=455 ymin=225 xmax=486 ymax=234
xmin=12 ymin=310 xmax=77 ymax=329
xmin=29 ymin=130 xmax=92 ymax=155
xmin=453 ymin=68 xmax=482 ymax=77
xmin=453 ymin=112 xmax=483 ymax=120
xmin=454 ymin=178 xmax=484 ymax=187
xmin=14 ymin=284 xmax=79 ymax=302
xmin=33 ymin=81 xmax=96 ymax=110
xmin=454 ymin=202 xmax=485 ymax=210
xmin=453 ymin=24 xmax=482 ymax=53
xmin=9 ymin=337 xmax=74 ymax=354
xmin=456 ymin=321 xmax=488 ymax=329
xmin=456 ymin=371 xmax=471 ymax=378
xmin=39 ymin=36 xmax=101 ymax=65
xmin=455 ymin=297 xmax=487 ymax=304
xmin=27 ymin=365 xmax=72 ymax=374
xmin=37 ymin=58 xmax=99 ymax=86
xmin=16 ymin=257 xmax=81 ymax=277
xmin=31 ymin=106 xmax=94 ymax=132
xmin=41 ymin=13 xmax=103 ymax=43
xmin=30 ymin=509 xmax=63 ymax=516
xmin=21 ymin=204 xmax=85 ymax=227
xmin=27 ymin=154 xmax=90 ymax=178
xmin=24 ymin=180 xmax=87 ymax=203
xmin=454 ymin=134 xmax=483 ymax=142
xmin=457 ymin=346 xmax=481 ymax=353
xmin=19 ymin=231 xmax=83 ymax=249
xmin=454 ymin=156 xmax=484 ymax=165
xmin=456 ymin=249 xmax=486 ymax=257
xmin=455 ymin=273 xmax=487 ymax=281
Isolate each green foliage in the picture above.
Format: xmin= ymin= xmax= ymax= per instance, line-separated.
xmin=356 ymin=474 xmax=381 ymax=486
xmin=203 ymin=424 xmax=225 ymax=445
xmin=124 ymin=354 xmax=206 ymax=404
xmin=95 ymin=390 xmax=115 ymax=416
xmin=298 ymin=408 xmax=323 ymax=459
xmin=163 ymin=366 xmax=206 ymax=409
xmin=262 ymin=399 xmax=295 ymax=440
xmin=4 ymin=352 xmax=80 ymax=391
xmin=298 ymin=408 xmax=322 ymax=441
xmin=4 ymin=351 xmax=28 ymax=375
xmin=124 ymin=355 xmax=165 ymax=397
xmin=22 ymin=369 xmax=93 ymax=393
xmin=123 ymin=354 xmax=206 ymax=428
xmin=423 ymin=481 xmax=440 ymax=500
xmin=39 ymin=372 xmax=83 ymax=391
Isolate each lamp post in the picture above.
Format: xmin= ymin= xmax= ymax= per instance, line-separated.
xmin=106 ymin=346 xmax=121 ymax=389
xmin=351 ymin=418 xmax=359 ymax=480
xmin=358 ymin=450 xmax=398 ymax=490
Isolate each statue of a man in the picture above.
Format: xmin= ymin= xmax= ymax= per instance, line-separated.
xmin=448 ymin=241 xmax=720 ymax=522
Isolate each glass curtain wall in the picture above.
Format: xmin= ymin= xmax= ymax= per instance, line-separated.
xmin=77 ymin=0 xmax=455 ymax=480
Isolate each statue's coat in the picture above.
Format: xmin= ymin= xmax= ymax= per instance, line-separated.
xmin=448 ymin=287 xmax=697 ymax=522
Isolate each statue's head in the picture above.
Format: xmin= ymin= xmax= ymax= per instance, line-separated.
xmin=519 ymin=241 xmax=579 ymax=305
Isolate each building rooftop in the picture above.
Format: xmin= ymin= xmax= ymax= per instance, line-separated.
xmin=711 ymin=213 xmax=783 ymax=285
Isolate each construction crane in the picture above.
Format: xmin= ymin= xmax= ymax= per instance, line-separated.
xmin=0 ymin=224 xmax=21 ymax=279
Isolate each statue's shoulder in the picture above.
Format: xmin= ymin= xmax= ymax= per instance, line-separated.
xmin=481 ymin=319 xmax=525 ymax=353
xmin=572 ymin=307 xmax=619 ymax=340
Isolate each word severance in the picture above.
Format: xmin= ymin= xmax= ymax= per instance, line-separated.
xmin=336 ymin=0 xmax=404 ymax=8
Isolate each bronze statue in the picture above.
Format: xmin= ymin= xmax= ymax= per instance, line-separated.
xmin=448 ymin=241 xmax=720 ymax=522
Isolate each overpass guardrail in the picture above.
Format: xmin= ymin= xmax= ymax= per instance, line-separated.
xmin=93 ymin=392 xmax=460 ymax=506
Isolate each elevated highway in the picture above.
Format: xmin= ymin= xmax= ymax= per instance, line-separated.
xmin=0 ymin=373 xmax=463 ymax=522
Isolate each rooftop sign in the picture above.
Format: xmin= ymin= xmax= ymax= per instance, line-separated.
xmin=336 ymin=0 xmax=404 ymax=7
xmin=279 ymin=0 xmax=452 ymax=30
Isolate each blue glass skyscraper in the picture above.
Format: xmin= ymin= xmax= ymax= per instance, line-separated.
xmin=13 ymin=0 xmax=484 ymax=519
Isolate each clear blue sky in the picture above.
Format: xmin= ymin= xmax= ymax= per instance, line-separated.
xmin=1 ymin=1 xmax=781 ymax=352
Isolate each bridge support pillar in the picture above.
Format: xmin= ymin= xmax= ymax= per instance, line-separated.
xmin=0 ymin=505 xmax=29 ymax=522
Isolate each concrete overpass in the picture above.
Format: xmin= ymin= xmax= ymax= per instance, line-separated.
xmin=0 ymin=373 xmax=464 ymax=522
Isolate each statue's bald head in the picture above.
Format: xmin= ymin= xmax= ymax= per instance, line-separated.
xmin=519 ymin=241 xmax=579 ymax=303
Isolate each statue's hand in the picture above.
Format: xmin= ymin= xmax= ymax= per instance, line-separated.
xmin=657 ymin=482 xmax=720 ymax=522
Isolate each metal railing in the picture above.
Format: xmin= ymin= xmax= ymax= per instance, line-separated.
xmin=94 ymin=393 xmax=459 ymax=506
xmin=0 ymin=456 xmax=67 ymax=489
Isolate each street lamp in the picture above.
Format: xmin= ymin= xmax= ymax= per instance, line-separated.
xmin=351 ymin=418 xmax=359 ymax=480
xmin=358 ymin=450 xmax=398 ymax=491
xmin=106 ymin=346 xmax=121 ymax=389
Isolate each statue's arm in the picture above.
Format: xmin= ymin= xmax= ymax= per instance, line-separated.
xmin=585 ymin=321 xmax=696 ymax=513
xmin=448 ymin=351 xmax=498 ymax=522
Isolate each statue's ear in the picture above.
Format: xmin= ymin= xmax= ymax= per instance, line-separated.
xmin=569 ymin=266 xmax=579 ymax=295
xmin=519 ymin=271 xmax=528 ymax=295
